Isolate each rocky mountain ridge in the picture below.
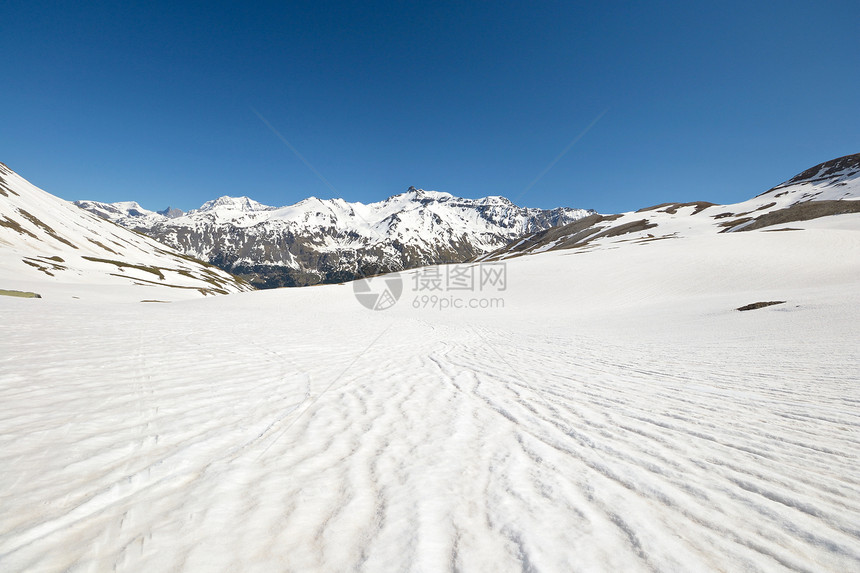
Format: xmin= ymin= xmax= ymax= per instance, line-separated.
xmin=77 ymin=187 xmax=593 ymax=288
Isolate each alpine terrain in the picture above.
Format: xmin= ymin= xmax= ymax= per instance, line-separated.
xmin=0 ymin=162 xmax=253 ymax=300
xmin=76 ymin=189 xmax=593 ymax=288
xmin=1 ymin=154 xmax=858 ymax=572
xmin=481 ymin=153 xmax=860 ymax=259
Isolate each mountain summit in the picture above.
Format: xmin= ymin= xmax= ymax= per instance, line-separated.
xmin=774 ymin=152 xmax=860 ymax=189
xmin=196 ymin=196 xmax=273 ymax=213
xmin=77 ymin=190 xmax=593 ymax=288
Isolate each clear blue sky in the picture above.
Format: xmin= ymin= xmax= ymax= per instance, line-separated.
xmin=1 ymin=1 xmax=857 ymax=213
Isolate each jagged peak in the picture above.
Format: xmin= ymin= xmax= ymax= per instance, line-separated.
xmin=158 ymin=206 xmax=184 ymax=218
xmin=389 ymin=188 xmax=454 ymax=203
xmin=474 ymin=195 xmax=514 ymax=206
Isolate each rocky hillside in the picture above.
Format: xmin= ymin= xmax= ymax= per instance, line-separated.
xmin=0 ymin=162 xmax=254 ymax=300
xmin=479 ymin=153 xmax=860 ymax=260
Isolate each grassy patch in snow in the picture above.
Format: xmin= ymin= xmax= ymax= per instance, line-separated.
xmin=722 ymin=200 xmax=860 ymax=233
xmin=0 ymin=289 xmax=42 ymax=298
xmin=16 ymin=209 xmax=78 ymax=249
xmin=86 ymin=238 xmax=119 ymax=255
xmin=111 ymin=274 xmax=229 ymax=296
xmin=0 ymin=215 xmax=39 ymax=239
xmin=637 ymin=201 xmax=715 ymax=215
xmin=82 ymin=256 xmax=166 ymax=280
xmin=21 ymin=256 xmax=68 ymax=276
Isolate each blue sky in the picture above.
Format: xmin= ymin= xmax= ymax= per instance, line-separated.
xmin=1 ymin=1 xmax=857 ymax=213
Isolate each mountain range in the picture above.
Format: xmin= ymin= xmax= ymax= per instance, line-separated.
xmin=3 ymin=153 xmax=857 ymax=300
xmin=76 ymin=189 xmax=593 ymax=288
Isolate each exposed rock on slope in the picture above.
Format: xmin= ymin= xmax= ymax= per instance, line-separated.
xmin=0 ymin=162 xmax=253 ymax=299
xmin=480 ymin=153 xmax=860 ymax=260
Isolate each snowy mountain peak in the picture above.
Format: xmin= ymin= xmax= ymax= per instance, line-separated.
xmin=295 ymin=196 xmax=323 ymax=206
xmin=476 ymin=195 xmax=514 ymax=206
xmin=195 ymin=196 xmax=273 ymax=213
xmin=392 ymin=188 xmax=454 ymax=203
xmin=389 ymin=188 xmax=514 ymax=207
xmin=74 ymin=199 xmax=154 ymax=220
xmin=111 ymin=201 xmax=150 ymax=215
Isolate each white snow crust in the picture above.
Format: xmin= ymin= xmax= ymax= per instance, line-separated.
xmin=2 ymin=210 xmax=859 ymax=571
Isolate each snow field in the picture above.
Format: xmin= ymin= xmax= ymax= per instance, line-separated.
xmin=1 ymin=223 xmax=859 ymax=572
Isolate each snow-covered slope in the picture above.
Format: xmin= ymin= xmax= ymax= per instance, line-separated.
xmin=0 ymin=162 xmax=253 ymax=300
xmin=1 ymin=197 xmax=859 ymax=570
xmin=481 ymin=153 xmax=860 ymax=259
xmin=76 ymin=187 xmax=593 ymax=288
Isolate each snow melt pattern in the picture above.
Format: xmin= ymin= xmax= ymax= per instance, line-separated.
xmin=1 ymin=283 xmax=858 ymax=572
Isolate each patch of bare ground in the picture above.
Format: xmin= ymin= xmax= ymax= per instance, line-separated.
xmin=712 ymin=202 xmax=778 ymax=224
xmin=0 ymin=169 xmax=20 ymax=197
xmin=0 ymin=289 xmax=41 ymax=298
xmin=21 ymin=256 xmax=68 ymax=276
xmin=759 ymin=153 xmax=860 ymax=195
xmin=112 ymin=274 xmax=229 ymax=295
xmin=478 ymin=214 xmax=607 ymax=259
xmin=587 ymin=219 xmax=658 ymax=241
xmin=721 ymin=200 xmax=860 ymax=232
xmin=87 ymin=238 xmax=119 ymax=254
xmin=480 ymin=213 xmax=662 ymax=259
xmin=82 ymin=256 xmax=166 ymax=280
xmin=0 ymin=216 xmax=39 ymax=239
xmin=535 ymin=215 xmax=654 ymax=252
xmin=737 ymin=301 xmax=786 ymax=311
xmin=16 ymin=209 xmax=78 ymax=249
xmin=634 ymin=233 xmax=678 ymax=244
xmin=717 ymin=216 xmax=753 ymax=230
xmin=636 ymin=201 xmax=715 ymax=215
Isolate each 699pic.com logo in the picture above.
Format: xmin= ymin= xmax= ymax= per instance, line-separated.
xmin=352 ymin=263 xmax=507 ymax=311
xmin=352 ymin=273 xmax=403 ymax=311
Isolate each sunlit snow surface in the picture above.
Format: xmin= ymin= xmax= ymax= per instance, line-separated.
xmin=1 ymin=225 xmax=859 ymax=572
